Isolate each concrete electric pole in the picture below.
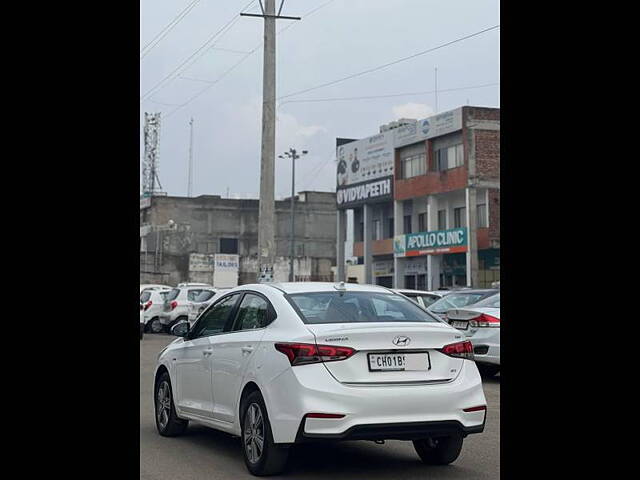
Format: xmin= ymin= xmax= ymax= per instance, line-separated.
xmin=279 ymin=148 xmax=308 ymax=282
xmin=241 ymin=1 xmax=300 ymax=283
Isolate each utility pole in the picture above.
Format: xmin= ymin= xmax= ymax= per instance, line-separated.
xmin=241 ymin=1 xmax=301 ymax=283
xmin=435 ymin=67 xmax=438 ymax=114
xmin=279 ymin=148 xmax=308 ymax=282
xmin=187 ymin=117 xmax=194 ymax=197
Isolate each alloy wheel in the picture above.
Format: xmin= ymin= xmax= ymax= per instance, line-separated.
xmin=150 ymin=319 xmax=163 ymax=333
xmin=156 ymin=381 xmax=171 ymax=430
xmin=243 ymin=403 xmax=265 ymax=464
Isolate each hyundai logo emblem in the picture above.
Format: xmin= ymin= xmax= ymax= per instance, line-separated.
xmin=392 ymin=336 xmax=411 ymax=346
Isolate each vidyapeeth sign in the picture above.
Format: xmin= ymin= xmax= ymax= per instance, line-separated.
xmin=394 ymin=228 xmax=468 ymax=257
xmin=336 ymin=175 xmax=393 ymax=209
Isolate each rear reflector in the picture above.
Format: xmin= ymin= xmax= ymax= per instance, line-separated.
xmin=439 ymin=340 xmax=474 ymax=360
xmin=469 ymin=313 xmax=500 ymax=328
xmin=275 ymin=342 xmax=356 ymax=366
xmin=463 ymin=405 xmax=487 ymax=412
xmin=305 ymin=413 xmax=345 ymax=419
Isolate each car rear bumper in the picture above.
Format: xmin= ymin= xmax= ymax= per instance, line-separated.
xmin=264 ymin=359 xmax=487 ymax=444
xmin=295 ymin=419 xmax=484 ymax=442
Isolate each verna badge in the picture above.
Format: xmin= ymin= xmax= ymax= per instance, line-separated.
xmin=392 ymin=336 xmax=411 ymax=347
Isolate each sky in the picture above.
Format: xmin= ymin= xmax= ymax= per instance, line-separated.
xmin=140 ymin=0 xmax=500 ymax=199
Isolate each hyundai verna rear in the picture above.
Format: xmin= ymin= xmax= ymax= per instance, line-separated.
xmin=154 ymin=282 xmax=487 ymax=476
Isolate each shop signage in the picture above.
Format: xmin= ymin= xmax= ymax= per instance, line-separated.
xmin=394 ymin=108 xmax=463 ymax=148
xmin=336 ymin=131 xmax=395 ymax=187
xmin=336 ymin=175 xmax=393 ymax=209
xmin=394 ymin=227 xmax=467 ymax=257
xmin=373 ymin=260 xmax=393 ymax=277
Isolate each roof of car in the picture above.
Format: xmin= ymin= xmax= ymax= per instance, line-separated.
xmin=441 ymin=289 xmax=499 ymax=295
xmin=235 ymin=282 xmax=393 ymax=295
xmin=393 ymin=289 xmax=443 ymax=296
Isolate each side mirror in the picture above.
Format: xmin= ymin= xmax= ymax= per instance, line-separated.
xmin=171 ymin=321 xmax=190 ymax=337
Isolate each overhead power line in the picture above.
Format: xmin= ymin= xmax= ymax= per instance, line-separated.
xmin=277 ymin=24 xmax=500 ymax=100
xmin=140 ymin=0 xmax=202 ymax=60
xmin=140 ymin=0 xmax=256 ymax=103
xmin=161 ymin=0 xmax=338 ymax=120
xmin=278 ymin=82 xmax=500 ymax=106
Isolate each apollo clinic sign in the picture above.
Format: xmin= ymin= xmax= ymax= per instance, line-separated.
xmin=394 ymin=228 xmax=468 ymax=257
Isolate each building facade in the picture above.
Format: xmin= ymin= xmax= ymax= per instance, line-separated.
xmin=140 ymin=191 xmax=337 ymax=286
xmin=336 ymin=106 xmax=500 ymax=289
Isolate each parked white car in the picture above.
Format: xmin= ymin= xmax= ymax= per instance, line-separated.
xmin=393 ymin=289 xmax=445 ymax=309
xmin=154 ymin=282 xmax=486 ymax=476
xmin=445 ymin=293 xmax=500 ymax=377
xmin=159 ymin=285 xmax=217 ymax=332
xmin=141 ymin=289 xmax=172 ymax=333
xmin=187 ymin=288 xmax=233 ymax=326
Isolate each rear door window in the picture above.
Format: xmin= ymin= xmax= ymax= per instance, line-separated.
xmin=187 ymin=289 xmax=206 ymax=301
xmin=165 ymin=289 xmax=180 ymax=302
xmin=193 ymin=290 xmax=215 ymax=302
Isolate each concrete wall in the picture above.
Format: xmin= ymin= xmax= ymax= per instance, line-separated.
xmin=140 ymin=191 xmax=337 ymax=285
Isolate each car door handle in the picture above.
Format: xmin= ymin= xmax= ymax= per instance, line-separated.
xmin=202 ymin=348 xmax=213 ymax=356
xmin=241 ymin=346 xmax=254 ymax=353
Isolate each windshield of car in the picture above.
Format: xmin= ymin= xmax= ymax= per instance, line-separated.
xmin=289 ymin=292 xmax=441 ymax=324
xmin=428 ymin=293 xmax=487 ymax=313
xmin=419 ymin=294 xmax=440 ymax=307
xmin=470 ymin=293 xmax=500 ymax=308
xmin=193 ymin=290 xmax=215 ymax=302
xmin=165 ymin=289 xmax=180 ymax=302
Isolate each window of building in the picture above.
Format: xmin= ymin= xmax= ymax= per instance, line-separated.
xmin=219 ymin=238 xmax=238 ymax=254
xmin=418 ymin=213 xmax=426 ymax=232
xmin=454 ymin=207 xmax=466 ymax=228
xmin=437 ymin=210 xmax=447 ymax=230
xmin=373 ymin=220 xmax=382 ymax=240
xmin=434 ymin=144 xmax=463 ymax=171
xmin=403 ymin=215 xmax=412 ymax=234
xmin=400 ymin=143 xmax=427 ymax=179
xmin=358 ymin=222 xmax=364 ymax=242
xmin=477 ymin=203 xmax=488 ymax=228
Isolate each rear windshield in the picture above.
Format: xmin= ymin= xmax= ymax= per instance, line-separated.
xmin=428 ymin=293 xmax=487 ymax=313
xmin=193 ymin=290 xmax=215 ymax=302
xmin=471 ymin=293 xmax=500 ymax=308
xmin=165 ymin=289 xmax=180 ymax=302
xmin=140 ymin=291 xmax=151 ymax=303
xmin=289 ymin=292 xmax=441 ymax=324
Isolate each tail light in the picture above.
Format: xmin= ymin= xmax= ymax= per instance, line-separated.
xmin=275 ymin=342 xmax=356 ymax=366
xmin=469 ymin=314 xmax=500 ymax=328
xmin=170 ymin=300 xmax=178 ymax=311
xmin=144 ymin=301 xmax=152 ymax=311
xmin=439 ymin=340 xmax=474 ymax=360
xmin=463 ymin=405 xmax=487 ymax=412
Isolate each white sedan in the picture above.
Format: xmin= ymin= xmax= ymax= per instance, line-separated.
xmin=154 ymin=282 xmax=487 ymax=476
xmin=445 ymin=293 xmax=500 ymax=377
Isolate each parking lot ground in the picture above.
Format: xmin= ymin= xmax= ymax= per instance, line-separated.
xmin=140 ymin=334 xmax=500 ymax=480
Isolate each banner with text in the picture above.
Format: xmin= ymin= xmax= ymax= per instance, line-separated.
xmin=394 ymin=227 xmax=467 ymax=257
xmin=336 ymin=176 xmax=393 ymax=209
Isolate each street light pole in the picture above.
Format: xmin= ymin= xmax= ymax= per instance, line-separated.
xmin=279 ymin=148 xmax=308 ymax=282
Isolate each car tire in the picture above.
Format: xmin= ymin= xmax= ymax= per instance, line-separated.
xmin=477 ymin=364 xmax=500 ymax=377
xmin=149 ymin=317 xmax=163 ymax=334
xmin=413 ymin=435 xmax=463 ymax=465
xmin=240 ymin=390 xmax=289 ymax=476
xmin=154 ymin=371 xmax=188 ymax=437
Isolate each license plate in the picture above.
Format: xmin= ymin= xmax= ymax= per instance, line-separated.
xmin=368 ymin=353 xmax=430 ymax=372
xmin=450 ymin=320 xmax=469 ymax=330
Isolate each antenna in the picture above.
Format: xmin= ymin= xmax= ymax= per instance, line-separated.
xmin=142 ymin=112 xmax=163 ymax=196
xmin=187 ymin=117 xmax=194 ymax=197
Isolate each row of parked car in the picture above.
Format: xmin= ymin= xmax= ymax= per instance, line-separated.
xmin=140 ymin=282 xmax=500 ymax=376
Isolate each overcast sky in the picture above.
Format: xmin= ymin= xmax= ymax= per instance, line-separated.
xmin=140 ymin=0 xmax=500 ymax=199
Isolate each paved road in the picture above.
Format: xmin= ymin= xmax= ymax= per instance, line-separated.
xmin=140 ymin=334 xmax=499 ymax=480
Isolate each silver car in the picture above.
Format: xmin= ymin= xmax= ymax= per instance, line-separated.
xmin=445 ymin=293 xmax=500 ymax=377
